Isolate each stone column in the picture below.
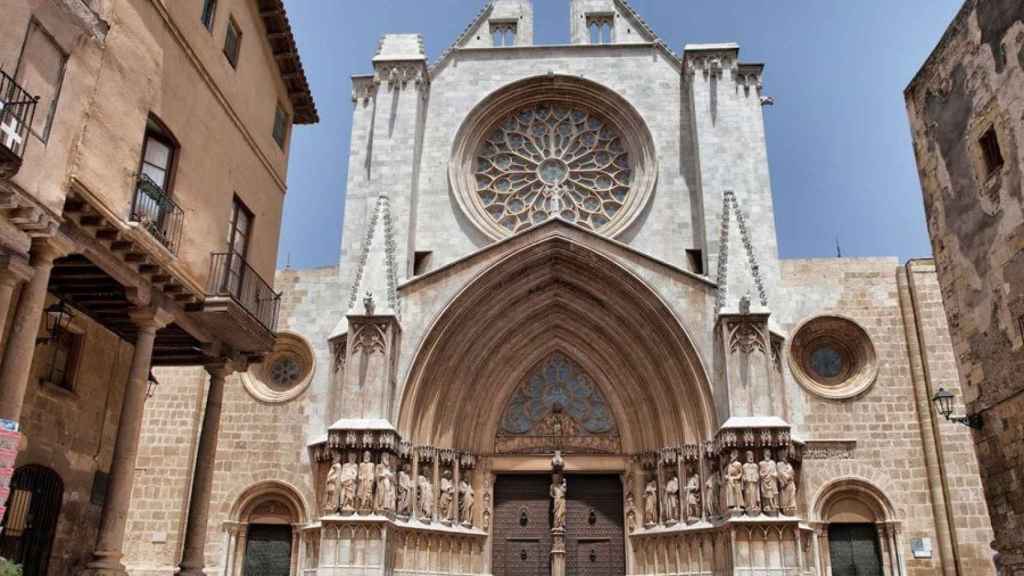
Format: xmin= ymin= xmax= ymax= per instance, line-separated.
xmin=0 ymin=253 xmax=32 ymax=347
xmin=0 ymin=239 xmax=66 ymax=423
xmin=178 ymin=362 xmax=234 ymax=576
xmin=83 ymin=308 xmax=172 ymax=575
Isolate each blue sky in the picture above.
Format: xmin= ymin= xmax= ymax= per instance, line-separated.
xmin=279 ymin=0 xmax=962 ymax=269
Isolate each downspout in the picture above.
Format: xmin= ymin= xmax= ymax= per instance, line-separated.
xmin=897 ymin=261 xmax=960 ymax=575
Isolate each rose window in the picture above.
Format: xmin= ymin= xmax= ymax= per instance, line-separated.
xmin=270 ymin=355 xmax=302 ymax=389
xmin=474 ymin=103 xmax=633 ymax=234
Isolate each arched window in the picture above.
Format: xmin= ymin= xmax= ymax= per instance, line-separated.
xmin=0 ymin=465 xmax=63 ymax=576
xmin=225 ymin=482 xmax=309 ymax=576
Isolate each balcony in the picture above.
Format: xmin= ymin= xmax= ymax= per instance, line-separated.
xmin=195 ymin=252 xmax=280 ymax=353
xmin=0 ymin=70 xmax=38 ymax=179
xmin=130 ymin=174 xmax=184 ymax=254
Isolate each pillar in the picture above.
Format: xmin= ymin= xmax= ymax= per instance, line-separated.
xmin=0 ymin=238 xmax=65 ymax=423
xmin=0 ymin=253 xmax=32 ymax=349
xmin=82 ymin=307 xmax=172 ymax=575
xmin=178 ymin=361 xmax=233 ymax=575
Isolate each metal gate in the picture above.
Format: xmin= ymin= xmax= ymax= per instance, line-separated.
xmin=828 ymin=523 xmax=884 ymax=576
xmin=492 ymin=475 xmax=552 ymax=576
xmin=565 ymin=475 xmax=625 ymax=576
xmin=0 ymin=465 xmax=63 ymax=576
xmin=243 ymin=524 xmax=293 ymax=576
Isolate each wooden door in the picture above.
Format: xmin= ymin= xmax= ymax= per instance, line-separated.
xmin=492 ymin=475 xmax=552 ymax=576
xmin=565 ymin=475 xmax=625 ymax=576
xmin=829 ymin=523 xmax=884 ymax=576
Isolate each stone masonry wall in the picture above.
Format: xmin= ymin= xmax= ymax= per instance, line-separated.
xmin=905 ymin=0 xmax=1024 ymax=570
xmin=779 ymin=258 xmax=994 ymax=575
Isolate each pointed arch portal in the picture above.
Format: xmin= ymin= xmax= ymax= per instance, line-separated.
xmin=397 ymin=230 xmax=716 ymax=455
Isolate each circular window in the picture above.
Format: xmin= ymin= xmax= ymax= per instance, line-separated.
xmin=242 ymin=331 xmax=315 ymax=403
xmin=450 ymin=76 xmax=656 ymax=240
xmin=788 ymin=316 xmax=878 ymax=400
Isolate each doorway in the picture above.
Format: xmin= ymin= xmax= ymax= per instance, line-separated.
xmin=242 ymin=524 xmax=292 ymax=575
xmin=491 ymin=474 xmax=625 ymax=576
xmin=0 ymin=465 xmax=63 ymax=576
xmin=828 ymin=523 xmax=884 ymax=576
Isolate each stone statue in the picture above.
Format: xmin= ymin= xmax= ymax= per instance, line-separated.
xmin=482 ymin=480 xmax=492 ymax=532
xmin=357 ymin=451 xmax=376 ymax=512
xmin=551 ymin=477 xmax=567 ymax=529
xmin=418 ymin=471 xmax=433 ymax=522
xmin=397 ymin=463 xmax=413 ymax=517
xmin=460 ymin=478 xmax=474 ymax=526
xmin=643 ymin=479 xmax=658 ymax=527
xmin=759 ymin=449 xmax=779 ymax=514
xmin=340 ymin=452 xmax=359 ymax=513
xmin=685 ymin=474 xmax=701 ymax=522
xmin=664 ymin=472 xmax=680 ymax=523
xmin=625 ymin=492 xmax=638 ymax=533
xmin=438 ymin=469 xmax=455 ymax=523
xmin=375 ymin=458 xmax=395 ymax=514
xmin=323 ymin=453 xmax=342 ymax=513
xmin=725 ymin=451 xmax=743 ymax=512
xmin=704 ymin=470 xmax=720 ymax=518
xmin=778 ymin=455 xmax=797 ymax=515
xmin=742 ymin=450 xmax=761 ymax=515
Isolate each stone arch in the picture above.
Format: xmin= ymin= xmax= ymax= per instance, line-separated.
xmin=811 ymin=476 xmax=897 ymax=524
xmin=398 ymin=229 xmax=716 ymax=453
xmin=229 ymin=479 xmax=310 ymax=525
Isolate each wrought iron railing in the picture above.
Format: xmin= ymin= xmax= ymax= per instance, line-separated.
xmin=0 ymin=69 xmax=38 ymax=164
xmin=207 ymin=252 xmax=280 ymax=332
xmin=131 ymin=174 xmax=184 ymax=254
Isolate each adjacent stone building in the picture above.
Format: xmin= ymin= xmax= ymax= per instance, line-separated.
xmin=125 ymin=1 xmax=994 ymax=575
xmin=0 ymin=1 xmax=316 ymax=575
xmin=905 ymin=0 xmax=1024 ymax=573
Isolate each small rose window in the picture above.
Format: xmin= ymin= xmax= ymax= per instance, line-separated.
xmin=789 ymin=316 xmax=878 ymax=400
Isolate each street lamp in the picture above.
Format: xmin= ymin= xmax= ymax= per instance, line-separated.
xmin=931 ymin=386 xmax=983 ymax=429
xmin=36 ymin=299 xmax=74 ymax=346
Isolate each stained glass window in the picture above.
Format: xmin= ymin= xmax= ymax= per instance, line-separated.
xmin=500 ymin=353 xmax=616 ymax=436
xmin=474 ymin=102 xmax=633 ymax=235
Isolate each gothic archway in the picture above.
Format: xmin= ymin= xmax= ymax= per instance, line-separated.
xmin=397 ymin=228 xmax=716 ymax=454
xmin=223 ymin=481 xmax=309 ymax=576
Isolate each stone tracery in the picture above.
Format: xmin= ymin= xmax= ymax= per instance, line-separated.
xmin=474 ymin=102 xmax=633 ymax=234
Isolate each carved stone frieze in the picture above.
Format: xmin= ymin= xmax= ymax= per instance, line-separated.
xmin=802 ymin=440 xmax=856 ymax=460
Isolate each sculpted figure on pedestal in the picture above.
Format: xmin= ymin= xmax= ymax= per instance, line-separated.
xmin=438 ymin=469 xmax=455 ymax=523
xmin=397 ymin=463 xmax=413 ymax=517
xmin=357 ymin=451 xmax=376 ymax=512
xmin=340 ymin=452 xmax=359 ymax=513
xmin=704 ymin=470 xmax=720 ymax=517
xmin=418 ymin=471 xmax=433 ymax=522
xmin=551 ymin=476 xmax=567 ymax=530
xmin=460 ymin=478 xmax=474 ymax=526
xmin=625 ymin=492 xmax=637 ymax=533
xmin=685 ymin=474 xmax=701 ymax=522
xmin=375 ymin=458 xmax=395 ymax=514
xmin=643 ymin=479 xmax=658 ymax=527
xmin=323 ymin=453 xmax=342 ymax=514
xmin=725 ymin=451 xmax=743 ymax=513
xmin=664 ymin=472 xmax=680 ymax=523
xmin=482 ymin=480 xmax=492 ymax=532
xmin=778 ymin=455 xmax=797 ymax=515
xmin=742 ymin=450 xmax=761 ymax=515
xmin=759 ymin=449 xmax=779 ymax=514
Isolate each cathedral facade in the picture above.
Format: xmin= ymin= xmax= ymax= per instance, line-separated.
xmin=124 ymin=1 xmax=995 ymax=575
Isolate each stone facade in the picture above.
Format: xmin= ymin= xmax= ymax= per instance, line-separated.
xmin=0 ymin=0 xmax=316 ymax=574
xmin=127 ymin=1 xmax=994 ymax=575
xmin=905 ymin=1 xmax=1024 ymax=573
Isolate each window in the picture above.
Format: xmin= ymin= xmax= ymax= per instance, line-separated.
xmin=224 ymin=17 xmax=242 ymax=68
xmin=490 ymin=22 xmax=517 ymax=47
xmin=201 ymin=0 xmax=218 ymax=32
xmin=979 ymin=126 xmax=1004 ymax=177
xmin=15 ymin=19 xmax=67 ymax=141
xmin=413 ymin=251 xmax=433 ymax=276
xmin=224 ymin=196 xmax=254 ymax=296
xmin=43 ymin=328 xmax=82 ymax=392
xmin=139 ymin=118 xmax=177 ymax=191
xmin=272 ymin=103 xmax=289 ymax=148
xmin=686 ymin=249 xmax=704 ymax=275
xmin=587 ymin=15 xmax=614 ymax=44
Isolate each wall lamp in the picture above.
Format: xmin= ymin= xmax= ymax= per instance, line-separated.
xmin=931 ymin=386 xmax=983 ymax=429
